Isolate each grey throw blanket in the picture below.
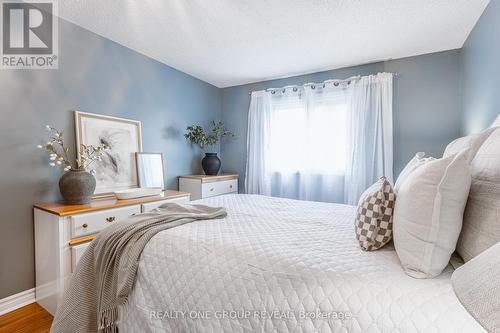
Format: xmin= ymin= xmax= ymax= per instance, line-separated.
xmin=50 ymin=203 xmax=227 ymax=333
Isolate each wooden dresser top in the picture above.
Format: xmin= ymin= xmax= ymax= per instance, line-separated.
xmin=178 ymin=174 xmax=238 ymax=183
xmin=34 ymin=190 xmax=190 ymax=216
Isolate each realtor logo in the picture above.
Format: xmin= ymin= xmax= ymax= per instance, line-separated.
xmin=1 ymin=0 xmax=58 ymax=69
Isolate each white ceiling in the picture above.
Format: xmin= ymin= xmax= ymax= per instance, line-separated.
xmin=58 ymin=0 xmax=489 ymax=88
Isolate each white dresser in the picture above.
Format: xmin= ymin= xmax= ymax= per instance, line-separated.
xmin=179 ymin=174 xmax=238 ymax=200
xmin=33 ymin=190 xmax=190 ymax=315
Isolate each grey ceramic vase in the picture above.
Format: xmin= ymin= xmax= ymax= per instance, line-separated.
xmin=59 ymin=169 xmax=96 ymax=205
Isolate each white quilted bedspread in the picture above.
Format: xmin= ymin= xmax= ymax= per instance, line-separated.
xmin=120 ymin=194 xmax=484 ymax=333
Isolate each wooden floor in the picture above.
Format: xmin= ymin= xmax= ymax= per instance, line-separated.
xmin=0 ymin=303 xmax=53 ymax=333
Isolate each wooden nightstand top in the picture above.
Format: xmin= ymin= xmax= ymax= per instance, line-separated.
xmin=34 ymin=190 xmax=190 ymax=216
xmin=178 ymin=174 xmax=238 ymax=183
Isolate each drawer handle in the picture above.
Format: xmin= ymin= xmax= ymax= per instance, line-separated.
xmin=106 ymin=216 xmax=116 ymax=223
xmin=82 ymin=223 xmax=88 ymax=229
xmin=230 ymin=185 xmax=233 ymax=189
xmin=210 ymin=188 xmax=214 ymax=192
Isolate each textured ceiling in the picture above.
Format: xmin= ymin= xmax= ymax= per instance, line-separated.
xmin=58 ymin=0 xmax=489 ymax=88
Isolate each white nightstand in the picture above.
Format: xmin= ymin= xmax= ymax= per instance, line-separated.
xmin=179 ymin=174 xmax=238 ymax=200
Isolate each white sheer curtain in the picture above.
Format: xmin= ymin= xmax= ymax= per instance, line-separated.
xmin=245 ymin=91 xmax=272 ymax=195
xmin=246 ymin=73 xmax=393 ymax=205
xmin=344 ymin=73 xmax=393 ymax=204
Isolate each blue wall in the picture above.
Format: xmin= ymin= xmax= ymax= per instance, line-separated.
xmin=461 ymin=0 xmax=500 ymax=134
xmin=0 ymin=19 xmax=221 ymax=298
xmin=221 ymin=50 xmax=462 ymax=193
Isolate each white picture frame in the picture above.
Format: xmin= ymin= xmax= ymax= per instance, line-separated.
xmin=75 ymin=111 xmax=143 ymax=197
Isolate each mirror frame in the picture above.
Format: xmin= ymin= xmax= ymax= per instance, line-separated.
xmin=135 ymin=152 xmax=165 ymax=189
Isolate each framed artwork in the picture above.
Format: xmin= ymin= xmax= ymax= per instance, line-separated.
xmin=75 ymin=111 xmax=142 ymax=196
xmin=135 ymin=153 xmax=165 ymax=189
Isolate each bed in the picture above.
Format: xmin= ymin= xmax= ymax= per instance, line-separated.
xmin=119 ymin=194 xmax=483 ymax=333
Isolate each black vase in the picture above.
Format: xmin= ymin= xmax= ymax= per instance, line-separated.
xmin=201 ymin=153 xmax=221 ymax=175
xmin=59 ymin=169 xmax=96 ymax=205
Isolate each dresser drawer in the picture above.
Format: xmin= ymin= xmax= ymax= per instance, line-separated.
xmin=141 ymin=196 xmax=190 ymax=212
xmin=202 ymin=179 xmax=238 ymax=198
xmin=71 ymin=242 xmax=90 ymax=272
xmin=70 ymin=205 xmax=141 ymax=238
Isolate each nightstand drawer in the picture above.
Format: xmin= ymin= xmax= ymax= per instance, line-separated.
xmin=179 ymin=174 xmax=238 ymax=200
xmin=70 ymin=205 xmax=141 ymax=238
xmin=141 ymin=195 xmax=190 ymax=211
xmin=202 ymin=179 xmax=238 ymax=198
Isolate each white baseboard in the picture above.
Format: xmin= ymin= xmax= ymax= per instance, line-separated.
xmin=0 ymin=288 xmax=35 ymax=316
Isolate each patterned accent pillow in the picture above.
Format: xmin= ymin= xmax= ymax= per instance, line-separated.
xmin=355 ymin=177 xmax=395 ymax=251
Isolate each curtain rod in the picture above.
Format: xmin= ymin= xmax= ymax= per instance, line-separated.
xmin=248 ymin=73 xmax=399 ymax=95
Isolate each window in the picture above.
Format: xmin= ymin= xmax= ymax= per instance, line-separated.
xmin=246 ymin=73 xmax=394 ymax=204
xmin=268 ymin=90 xmax=348 ymax=176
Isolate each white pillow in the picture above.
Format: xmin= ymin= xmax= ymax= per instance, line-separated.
xmin=490 ymin=115 xmax=500 ymax=128
xmin=457 ymin=126 xmax=500 ymax=262
xmin=452 ymin=241 xmax=500 ymax=332
xmin=443 ymin=127 xmax=496 ymax=163
xmin=394 ymin=152 xmax=435 ymax=194
xmin=393 ymin=150 xmax=471 ymax=278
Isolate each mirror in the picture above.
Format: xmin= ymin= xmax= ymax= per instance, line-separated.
xmin=135 ymin=153 xmax=165 ymax=189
